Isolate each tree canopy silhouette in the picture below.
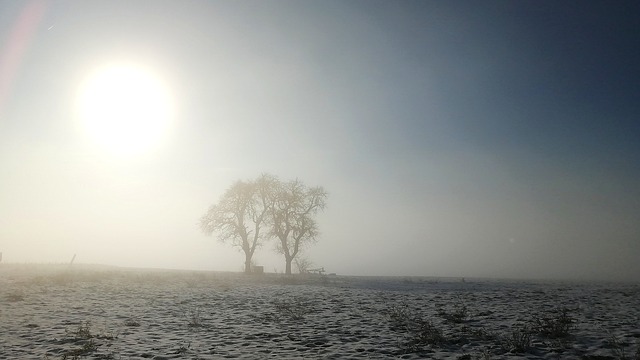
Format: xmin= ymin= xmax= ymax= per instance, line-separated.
xmin=199 ymin=174 xmax=277 ymax=273
xmin=270 ymin=179 xmax=327 ymax=275
xmin=199 ymin=174 xmax=327 ymax=274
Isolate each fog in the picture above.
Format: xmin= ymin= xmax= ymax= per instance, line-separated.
xmin=1 ymin=1 xmax=639 ymax=282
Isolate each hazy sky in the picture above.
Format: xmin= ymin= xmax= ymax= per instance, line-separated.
xmin=1 ymin=1 xmax=639 ymax=281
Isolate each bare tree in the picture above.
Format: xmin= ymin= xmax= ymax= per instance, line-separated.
xmin=294 ymin=256 xmax=313 ymax=274
xmin=199 ymin=174 xmax=277 ymax=274
xmin=270 ymin=179 xmax=327 ymax=275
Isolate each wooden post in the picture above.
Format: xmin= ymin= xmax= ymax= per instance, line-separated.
xmin=69 ymin=254 xmax=76 ymax=266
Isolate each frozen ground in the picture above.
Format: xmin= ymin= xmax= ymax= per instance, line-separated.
xmin=1 ymin=264 xmax=639 ymax=359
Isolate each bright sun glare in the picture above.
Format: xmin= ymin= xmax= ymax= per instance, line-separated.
xmin=75 ymin=63 xmax=173 ymax=156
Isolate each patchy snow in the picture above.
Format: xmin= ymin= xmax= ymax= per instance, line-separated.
xmin=1 ymin=264 xmax=638 ymax=359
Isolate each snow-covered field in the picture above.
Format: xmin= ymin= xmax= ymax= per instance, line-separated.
xmin=1 ymin=264 xmax=639 ymax=359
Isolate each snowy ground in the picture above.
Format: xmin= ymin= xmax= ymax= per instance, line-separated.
xmin=1 ymin=264 xmax=639 ymax=359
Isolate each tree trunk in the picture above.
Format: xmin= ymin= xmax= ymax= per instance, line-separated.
xmin=285 ymin=256 xmax=293 ymax=275
xmin=244 ymin=253 xmax=252 ymax=274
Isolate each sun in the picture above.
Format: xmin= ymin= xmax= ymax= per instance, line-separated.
xmin=75 ymin=63 xmax=173 ymax=157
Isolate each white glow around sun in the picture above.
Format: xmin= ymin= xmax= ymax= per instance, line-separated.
xmin=75 ymin=63 xmax=173 ymax=157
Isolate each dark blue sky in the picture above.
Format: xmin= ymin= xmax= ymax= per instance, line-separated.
xmin=364 ymin=1 xmax=640 ymax=161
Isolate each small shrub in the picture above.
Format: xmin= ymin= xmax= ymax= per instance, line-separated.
xmin=437 ymin=299 xmax=469 ymax=324
xmin=385 ymin=302 xmax=448 ymax=352
xmin=459 ymin=353 xmax=491 ymax=360
xmin=68 ymin=321 xmax=93 ymax=340
xmin=273 ymin=297 xmax=316 ymax=321
xmin=61 ymin=339 xmax=97 ymax=359
xmin=176 ymin=341 xmax=191 ymax=354
xmin=96 ymin=327 xmax=118 ymax=340
xmin=609 ymin=335 xmax=640 ymax=360
xmin=386 ymin=302 xmax=414 ymax=331
xmin=411 ymin=319 xmax=447 ymax=347
xmin=501 ymin=327 xmax=532 ymax=353
xmin=477 ymin=348 xmax=493 ymax=359
xmin=184 ymin=307 xmax=204 ymax=328
xmin=124 ymin=318 xmax=141 ymax=327
xmin=531 ymin=307 xmax=575 ymax=339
